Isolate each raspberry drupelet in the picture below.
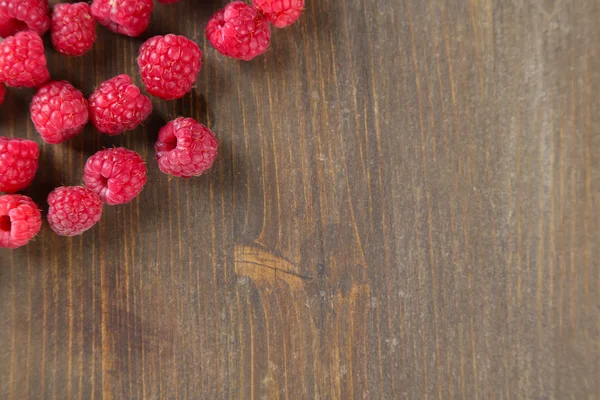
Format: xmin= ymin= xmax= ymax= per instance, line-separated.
xmin=206 ymin=1 xmax=271 ymax=61
xmin=88 ymin=74 xmax=152 ymax=136
xmin=155 ymin=117 xmax=218 ymax=178
xmin=137 ymin=34 xmax=202 ymax=100
xmin=51 ymin=2 xmax=96 ymax=56
xmin=0 ymin=137 xmax=39 ymax=193
xmin=30 ymin=81 xmax=89 ymax=144
xmin=83 ymin=148 xmax=147 ymax=205
xmin=47 ymin=186 xmax=103 ymax=236
xmin=0 ymin=194 xmax=41 ymax=249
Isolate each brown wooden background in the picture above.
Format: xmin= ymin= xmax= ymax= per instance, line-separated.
xmin=1 ymin=0 xmax=599 ymax=398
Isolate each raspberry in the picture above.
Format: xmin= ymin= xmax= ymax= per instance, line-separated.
xmin=0 ymin=0 xmax=50 ymax=38
xmin=0 ymin=82 xmax=5 ymax=105
xmin=30 ymin=81 xmax=89 ymax=144
xmin=252 ymin=0 xmax=304 ymax=28
xmin=84 ymin=148 xmax=147 ymax=205
xmin=137 ymin=34 xmax=202 ymax=100
xmin=206 ymin=2 xmax=271 ymax=61
xmin=0 ymin=31 xmax=50 ymax=88
xmin=51 ymin=3 xmax=96 ymax=57
xmin=0 ymin=137 xmax=39 ymax=193
xmin=47 ymin=186 xmax=103 ymax=236
xmin=90 ymin=0 xmax=153 ymax=37
xmin=155 ymin=117 xmax=218 ymax=178
xmin=0 ymin=194 xmax=41 ymax=249
xmin=0 ymin=14 xmax=22 ymax=38
xmin=88 ymin=74 xmax=152 ymax=136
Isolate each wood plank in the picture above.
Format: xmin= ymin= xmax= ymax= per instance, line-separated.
xmin=1 ymin=0 xmax=598 ymax=398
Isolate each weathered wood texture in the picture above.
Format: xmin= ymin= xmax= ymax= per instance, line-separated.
xmin=1 ymin=0 xmax=599 ymax=398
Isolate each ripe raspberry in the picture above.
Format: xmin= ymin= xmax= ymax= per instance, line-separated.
xmin=0 ymin=31 xmax=50 ymax=88
xmin=0 ymin=0 xmax=50 ymax=38
xmin=0 ymin=82 xmax=5 ymax=105
xmin=206 ymin=2 xmax=271 ymax=61
xmin=0 ymin=14 xmax=22 ymax=38
xmin=137 ymin=34 xmax=202 ymax=100
xmin=84 ymin=148 xmax=147 ymax=205
xmin=88 ymin=74 xmax=152 ymax=136
xmin=155 ymin=117 xmax=218 ymax=178
xmin=51 ymin=3 xmax=96 ymax=56
xmin=90 ymin=0 xmax=153 ymax=37
xmin=0 ymin=137 xmax=39 ymax=193
xmin=30 ymin=81 xmax=89 ymax=144
xmin=252 ymin=0 xmax=304 ymax=28
xmin=47 ymin=186 xmax=103 ymax=236
xmin=0 ymin=194 xmax=41 ymax=249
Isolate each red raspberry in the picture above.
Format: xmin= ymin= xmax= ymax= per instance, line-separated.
xmin=0 ymin=82 xmax=5 ymax=105
xmin=155 ymin=117 xmax=218 ymax=178
xmin=90 ymin=0 xmax=153 ymax=37
xmin=0 ymin=31 xmax=50 ymax=88
xmin=206 ymin=2 xmax=271 ymax=61
xmin=88 ymin=74 xmax=152 ymax=136
xmin=0 ymin=194 xmax=41 ymax=249
xmin=137 ymin=34 xmax=202 ymax=100
xmin=47 ymin=186 xmax=102 ymax=236
xmin=0 ymin=0 xmax=50 ymax=38
xmin=0 ymin=137 xmax=39 ymax=193
xmin=84 ymin=148 xmax=147 ymax=205
xmin=30 ymin=81 xmax=89 ymax=144
xmin=51 ymin=3 xmax=96 ymax=57
xmin=0 ymin=14 xmax=22 ymax=38
xmin=252 ymin=0 xmax=304 ymax=28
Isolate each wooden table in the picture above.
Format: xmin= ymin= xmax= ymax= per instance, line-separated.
xmin=1 ymin=0 xmax=598 ymax=398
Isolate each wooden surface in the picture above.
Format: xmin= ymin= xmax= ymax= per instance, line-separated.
xmin=1 ymin=0 xmax=599 ymax=398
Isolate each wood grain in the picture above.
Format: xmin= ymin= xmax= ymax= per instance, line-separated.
xmin=1 ymin=0 xmax=599 ymax=398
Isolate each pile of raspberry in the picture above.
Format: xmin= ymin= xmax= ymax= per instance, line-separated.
xmin=0 ymin=0 xmax=304 ymax=249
